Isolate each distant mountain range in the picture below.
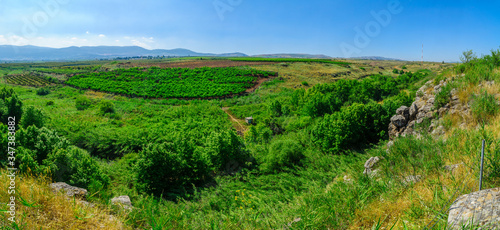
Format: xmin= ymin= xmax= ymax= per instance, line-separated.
xmin=349 ymin=56 xmax=405 ymax=61
xmin=0 ymin=45 xmax=404 ymax=62
xmin=0 ymin=45 xmax=250 ymax=61
xmin=253 ymin=53 xmax=332 ymax=59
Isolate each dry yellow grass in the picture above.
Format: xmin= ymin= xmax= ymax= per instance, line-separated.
xmin=0 ymin=170 xmax=128 ymax=229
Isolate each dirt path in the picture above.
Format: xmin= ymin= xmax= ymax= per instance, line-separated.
xmin=221 ymin=107 xmax=247 ymax=136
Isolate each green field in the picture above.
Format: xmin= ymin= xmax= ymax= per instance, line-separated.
xmin=65 ymin=66 xmax=276 ymax=98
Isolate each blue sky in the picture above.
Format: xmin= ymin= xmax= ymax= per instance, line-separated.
xmin=0 ymin=0 xmax=499 ymax=62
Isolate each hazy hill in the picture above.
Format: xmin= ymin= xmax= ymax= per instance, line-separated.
xmin=253 ymin=53 xmax=332 ymax=59
xmin=0 ymin=45 xmax=248 ymax=61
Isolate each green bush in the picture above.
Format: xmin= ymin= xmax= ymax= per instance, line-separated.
xmin=311 ymin=102 xmax=390 ymax=154
xmin=301 ymin=81 xmax=309 ymax=86
xmin=45 ymin=147 xmax=110 ymax=189
xmin=269 ymin=100 xmax=283 ymax=117
xmin=434 ymin=84 xmax=452 ymax=110
xmin=98 ymin=100 xmax=115 ymax=114
xmin=204 ymin=129 xmax=250 ymax=173
xmin=135 ymin=137 xmax=211 ymax=198
xmin=75 ymin=96 xmax=92 ymax=110
xmin=471 ymin=90 xmax=499 ymax=124
xmin=261 ymin=139 xmax=305 ymax=173
xmin=46 ymin=101 xmax=54 ymax=106
xmin=36 ymin=87 xmax=50 ymax=96
xmin=20 ymin=105 xmax=45 ymax=128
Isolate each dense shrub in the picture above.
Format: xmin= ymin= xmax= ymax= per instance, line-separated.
xmin=45 ymin=147 xmax=110 ymax=189
xmin=434 ymin=84 xmax=452 ymax=110
xmin=98 ymin=100 xmax=115 ymax=114
xmin=471 ymin=90 xmax=499 ymax=124
xmin=75 ymin=96 xmax=92 ymax=110
xmin=135 ymin=137 xmax=211 ymax=198
xmin=260 ymin=139 xmax=305 ymax=173
xmin=36 ymin=87 xmax=50 ymax=96
xmin=21 ymin=105 xmax=45 ymax=128
xmin=311 ymin=102 xmax=390 ymax=154
xmin=13 ymin=125 xmax=108 ymax=189
xmin=204 ymin=129 xmax=250 ymax=173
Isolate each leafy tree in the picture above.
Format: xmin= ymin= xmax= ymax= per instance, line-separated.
xmin=21 ymin=106 xmax=45 ymax=128
xmin=460 ymin=49 xmax=477 ymax=63
xmin=269 ymin=100 xmax=283 ymax=117
xmin=135 ymin=136 xmax=211 ymax=198
xmin=204 ymin=129 xmax=249 ymax=173
xmin=5 ymin=95 xmax=23 ymax=124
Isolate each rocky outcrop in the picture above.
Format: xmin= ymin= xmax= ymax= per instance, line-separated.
xmin=50 ymin=182 xmax=87 ymax=199
xmin=111 ymin=195 xmax=133 ymax=210
xmin=363 ymin=157 xmax=381 ymax=177
xmin=388 ymin=79 xmax=470 ymax=139
xmin=448 ymin=187 xmax=500 ymax=229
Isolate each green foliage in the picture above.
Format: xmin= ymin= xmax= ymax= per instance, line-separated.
xmin=20 ymin=105 xmax=45 ymax=128
xmin=16 ymin=125 xmax=70 ymax=165
xmin=393 ymin=69 xmax=399 ymax=74
xmin=46 ymin=100 xmax=54 ymax=106
xmin=66 ymin=67 xmax=275 ymax=98
xmin=45 ymin=147 xmax=110 ymax=189
xmin=268 ymin=100 xmax=283 ymax=117
xmin=471 ymin=90 xmax=499 ymax=124
xmin=4 ymin=95 xmax=23 ymax=125
xmin=434 ymin=84 xmax=452 ymax=110
xmin=245 ymin=123 xmax=273 ymax=144
xmin=36 ymin=87 xmax=50 ymax=96
xmin=75 ymin=96 xmax=92 ymax=110
xmin=460 ymin=49 xmax=477 ymax=63
xmin=98 ymin=100 xmax=115 ymax=114
xmin=260 ymin=139 xmax=305 ymax=173
xmin=311 ymin=102 xmax=390 ymax=154
xmin=135 ymin=136 xmax=211 ymax=199
xmin=204 ymin=129 xmax=250 ymax=173
xmin=301 ymin=81 xmax=309 ymax=86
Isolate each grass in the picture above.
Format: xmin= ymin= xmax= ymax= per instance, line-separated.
xmin=0 ymin=170 xmax=126 ymax=229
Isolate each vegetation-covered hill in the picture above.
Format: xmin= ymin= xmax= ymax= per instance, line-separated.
xmin=1 ymin=51 xmax=499 ymax=229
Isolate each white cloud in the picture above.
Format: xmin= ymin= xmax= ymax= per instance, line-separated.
xmin=98 ymin=34 xmax=106 ymax=38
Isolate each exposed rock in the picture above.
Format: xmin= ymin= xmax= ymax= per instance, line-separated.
xmin=396 ymin=106 xmax=410 ymax=120
xmin=343 ymin=175 xmax=352 ymax=183
xmin=50 ymin=182 xmax=87 ymax=199
xmin=390 ymin=115 xmax=407 ymax=128
xmin=431 ymin=125 xmax=445 ymax=136
xmin=386 ymin=141 xmax=394 ymax=153
xmin=409 ymin=102 xmax=418 ymax=120
xmin=111 ymin=195 xmax=133 ymax=210
xmin=402 ymin=175 xmax=422 ymax=186
xmin=388 ymin=122 xmax=399 ymax=139
xmin=448 ymin=187 xmax=500 ymax=229
xmin=364 ymin=156 xmax=381 ymax=169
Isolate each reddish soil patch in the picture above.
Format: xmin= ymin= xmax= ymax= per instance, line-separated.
xmin=121 ymin=60 xmax=271 ymax=69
